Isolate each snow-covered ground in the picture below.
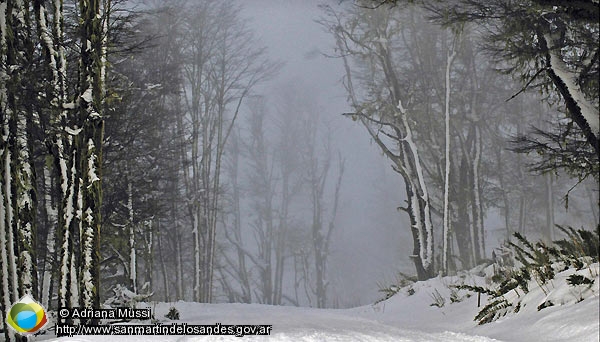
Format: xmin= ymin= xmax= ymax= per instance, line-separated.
xmin=42 ymin=302 xmax=500 ymax=342
xmin=351 ymin=263 xmax=599 ymax=342
xmin=40 ymin=264 xmax=598 ymax=342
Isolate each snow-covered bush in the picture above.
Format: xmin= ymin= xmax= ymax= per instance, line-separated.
xmin=457 ymin=226 xmax=599 ymax=325
xmin=429 ymin=289 xmax=446 ymax=307
xmin=164 ymin=306 xmax=180 ymax=320
xmin=449 ymin=286 xmax=469 ymax=303
xmin=375 ymin=273 xmax=417 ymax=304
xmin=104 ymin=284 xmax=153 ymax=309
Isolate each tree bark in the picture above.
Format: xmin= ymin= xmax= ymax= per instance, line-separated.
xmin=78 ymin=0 xmax=104 ymax=314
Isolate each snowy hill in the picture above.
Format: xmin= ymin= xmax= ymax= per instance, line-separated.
xmin=40 ymin=264 xmax=598 ymax=342
xmin=351 ymin=263 xmax=599 ymax=342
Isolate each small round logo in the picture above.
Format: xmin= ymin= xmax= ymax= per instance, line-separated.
xmin=6 ymin=295 xmax=48 ymax=335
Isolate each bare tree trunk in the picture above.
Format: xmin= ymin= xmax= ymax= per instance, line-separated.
xmin=516 ymin=147 xmax=526 ymax=237
xmin=169 ymin=149 xmax=185 ymax=301
xmin=175 ymin=217 xmax=184 ymax=301
xmin=455 ymin=154 xmax=473 ymax=268
xmin=78 ymin=0 xmax=105 ymax=314
xmin=518 ymin=195 xmax=526 ymax=235
xmin=273 ymin=171 xmax=290 ymax=305
xmin=472 ymin=124 xmax=485 ymax=260
xmin=305 ymin=122 xmax=344 ymax=308
xmin=585 ymin=186 xmax=598 ymax=227
xmin=16 ymin=87 xmax=37 ymax=300
xmin=33 ymin=0 xmax=80 ymax=315
xmin=250 ymin=104 xmax=274 ymax=304
xmin=3 ymin=0 xmax=38 ymax=309
xmin=541 ymin=32 xmax=599 ymax=155
xmin=157 ymin=220 xmax=170 ymax=302
xmin=495 ymin=147 xmax=512 ymax=241
xmin=0 ymin=119 xmax=18 ymax=342
xmin=228 ymin=131 xmax=251 ymax=303
xmin=442 ymin=36 xmax=457 ymax=275
xmin=292 ymin=253 xmax=301 ymax=306
xmin=127 ymin=179 xmax=137 ymax=293
xmin=0 ymin=2 xmax=15 ymax=338
xmin=545 ymin=173 xmax=555 ymax=242
xmin=57 ymin=146 xmax=78 ymax=313
xmin=334 ymin=29 xmax=435 ymax=279
xmin=143 ymin=219 xmax=153 ymax=293
xmin=41 ymin=162 xmax=57 ymax=309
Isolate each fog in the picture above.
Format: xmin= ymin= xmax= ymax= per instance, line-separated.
xmin=0 ymin=0 xmax=597 ymax=324
xmin=229 ymin=0 xmax=598 ymax=307
xmin=240 ymin=0 xmax=413 ymax=306
xmin=98 ymin=0 xmax=598 ymax=308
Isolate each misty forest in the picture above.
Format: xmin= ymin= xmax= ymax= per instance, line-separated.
xmin=0 ymin=0 xmax=598 ymax=341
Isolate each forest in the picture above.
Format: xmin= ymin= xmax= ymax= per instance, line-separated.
xmin=0 ymin=0 xmax=598 ymax=341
